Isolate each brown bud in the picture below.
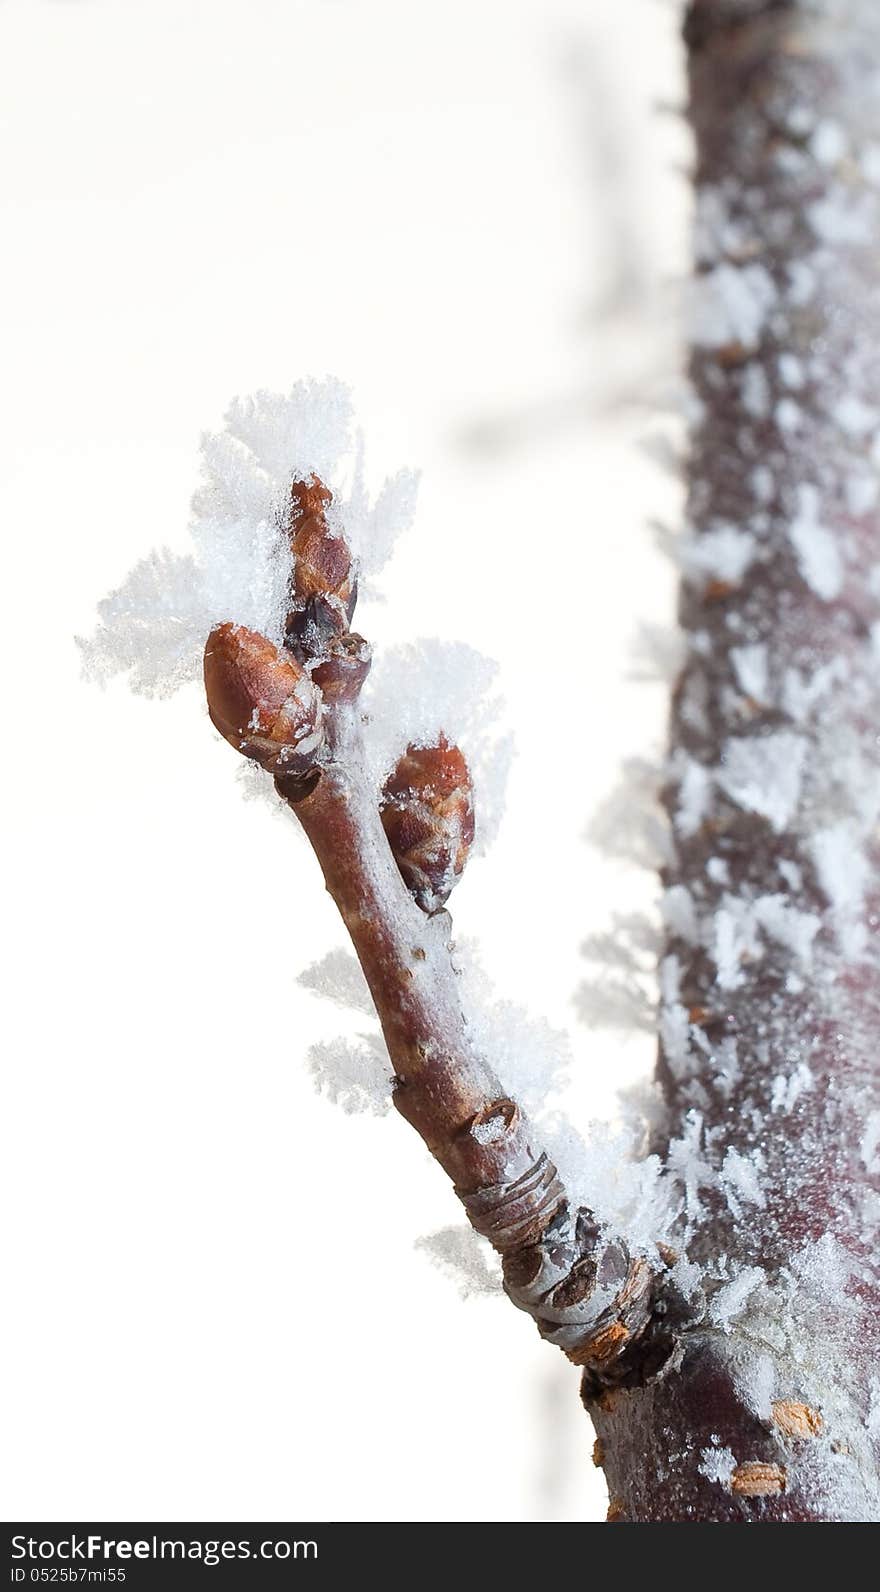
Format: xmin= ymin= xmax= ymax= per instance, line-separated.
xmin=204 ymin=622 xmax=324 ymax=775
xmin=771 ymin=1400 xmax=823 ymax=1441
xmin=380 ymin=736 xmax=475 ymax=913
xmin=310 ymin=632 xmax=372 ymax=703
xmin=286 ymin=476 xmax=356 ymax=652
xmin=730 ymin=1461 xmax=786 ymax=1498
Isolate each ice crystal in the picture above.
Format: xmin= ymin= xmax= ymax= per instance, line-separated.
xmin=79 ymin=378 xmax=416 ymax=696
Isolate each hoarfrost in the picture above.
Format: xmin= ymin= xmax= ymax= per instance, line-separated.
xmin=688 ymin=262 xmax=777 ymax=351
xmin=730 ymin=643 xmax=769 ymax=703
xmin=349 ymin=464 xmax=420 ymax=577
xmin=789 ymin=484 xmax=844 ymax=600
xmin=809 ymin=120 xmax=847 ymax=166
xmin=860 ymin=1112 xmax=880 ymax=1174
xmin=709 ymin=1266 xmax=765 ymax=1330
xmin=628 ymin=621 xmax=686 ymax=684
xmin=298 ymin=949 xmax=376 ymax=1017
xmin=741 ymin=364 xmax=770 ymax=419
xmin=781 ymin=657 xmax=848 ymax=722
xmin=775 ymin=398 xmax=802 ymax=433
xmin=364 ymin=641 xmax=514 ymax=852
xmin=807 ymin=191 xmax=873 ymax=245
xmin=830 ymin=394 xmax=877 ymax=438
xmin=778 ymin=353 xmax=806 ymax=389
xmin=665 ymin=1111 xmax=716 ymax=1224
xmin=306 ymin=1034 xmax=392 ymax=1116
xmin=588 ymin=757 xmax=672 ymax=871
xmin=662 ymin=885 xmax=700 ymax=945
xmin=671 ymin=1253 xmax=704 ymax=1300
xmin=708 ymin=886 xmax=820 ymax=989
xmin=867 ymin=1379 xmax=880 ymax=1441
xmin=560 ymin=1119 xmax=677 ymax=1258
xmin=79 ymin=379 xmax=418 ymax=696
xmin=680 ymin=525 xmax=757 ymax=586
xmin=777 ymin=859 xmax=803 ymax=892
xmin=770 ymin=1063 xmax=813 ymax=1114
xmin=720 ymin=1149 xmax=766 ymax=1214
xmin=713 ymin=894 xmax=763 ymax=989
xmin=717 ymin=732 xmax=806 ymax=832
xmin=751 ymin=464 xmax=775 ymax=504
xmin=787 ymin=259 xmax=817 ymax=306
xmin=659 ymin=1001 xmax=693 ymax=1079
xmin=675 ymin=757 xmax=714 ymax=837
xmin=415 ymin=1226 xmax=503 ymax=1300
xmin=811 ymin=822 xmax=869 ymax=957
xmin=752 ymin=895 xmax=821 ymax=964
xmin=455 ymin=941 xmax=572 ymax=1116
xmin=740 ymin=1352 xmax=775 ymax=1420
xmin=845 ymin=473 xmax=879 ymax=516
xmin=699 ymin=1444 xmax=737 ymax=1489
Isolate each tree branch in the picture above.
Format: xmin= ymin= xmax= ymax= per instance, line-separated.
xmin=282 ymin=701 xmax=660 ymax=1374
xmin=589 ymin=0 xmax=880 ymax=1522
xmin=204 ymin=496 xmax=664 ymax=1386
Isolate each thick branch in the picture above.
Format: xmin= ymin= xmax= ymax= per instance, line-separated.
xmin=590 ymin=0 xmax=880 ymax=1522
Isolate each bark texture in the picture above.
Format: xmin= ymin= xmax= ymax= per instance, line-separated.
xmin=590 ymin=0 xmax=880 ymax=1521
xmin=204 ymin=512 xmax=669 ymax=1384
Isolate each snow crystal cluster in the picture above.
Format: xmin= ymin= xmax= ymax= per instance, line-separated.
xmin=363 ymin=643 xmax=513 ymax=855
xmin=80 ymin=379 xmax=417 ymax=695
xmin=297 ymin=948 xmax=394 ymax=1117
xmin=414 ymin=1226 xmax=502 ymax=1300
xmin=80 ymin=379 xmax=512 ymax=836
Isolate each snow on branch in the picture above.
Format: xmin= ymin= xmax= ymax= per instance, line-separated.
xmin=82 ymin=378 xmax=674 ymax=1386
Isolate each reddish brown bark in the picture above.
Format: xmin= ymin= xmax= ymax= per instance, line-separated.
xmin=203 ymin=501 xmax=665 ymax=1386
xmin=589 ymin=0 xmax=880 ymax=1521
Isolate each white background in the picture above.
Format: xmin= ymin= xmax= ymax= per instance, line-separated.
xmin=0 ymin=0 xmax=687 ymax=1522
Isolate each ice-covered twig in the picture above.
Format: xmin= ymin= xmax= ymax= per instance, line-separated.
xmin=202 ymin=470 xmax=667 ymax=1382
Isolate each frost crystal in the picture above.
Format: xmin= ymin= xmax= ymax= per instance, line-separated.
xmin=298 ymin=949 xmax=376 ymax=1017
xmin=306 ymin=1035 xmax=392 ymax=1116
xmin=364 ymin=642 xmax=513 ymax=851
xmin=662 ymin=885 xmax=699 ymax=945
xmin=717 ymin=732 xmax=806 ymax=832
xmin=811 ymin=822 xmax=869 ymax=957
xmin=699 ymin=1445 xmax=737 ymax=1489
xmin=675 ymin=757 xmax=714 ymax=838
xmin=415 ymin=1226 xmax=502 ymax=1300
xmin=770 ymin=1063 xmax=813 ymax=1114
xmin=860 ymin=1112 xmax=880 ymax=1173
xmin=720 ymin=1149 xmax=766 ymax=1214
xmin=753 ymin=895 xmax=820 ymax=964
xmin=789 ymin=484 xmax=844 ymax=600
xmin=730 ymin=643 xmax=768 ymax=703
xmin=830 ymin=393 xmax=877 ymax=438
xmin=79 ymin=378 xmax=417 ymax=696
xmin=709 ymin=1266 xmax=765 ymax=1329
xmin=688 ymin=262 xmax=777 ymax=351
xmin=298 ymin=948 xmax=390 ymax=1115
xmin=809 ymin=120 xmax=847 ymax=166
xmin=680 ymin=525 xmax=757 ymax=586
xmin=713 ymin=894 xmax=763 ymax=990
